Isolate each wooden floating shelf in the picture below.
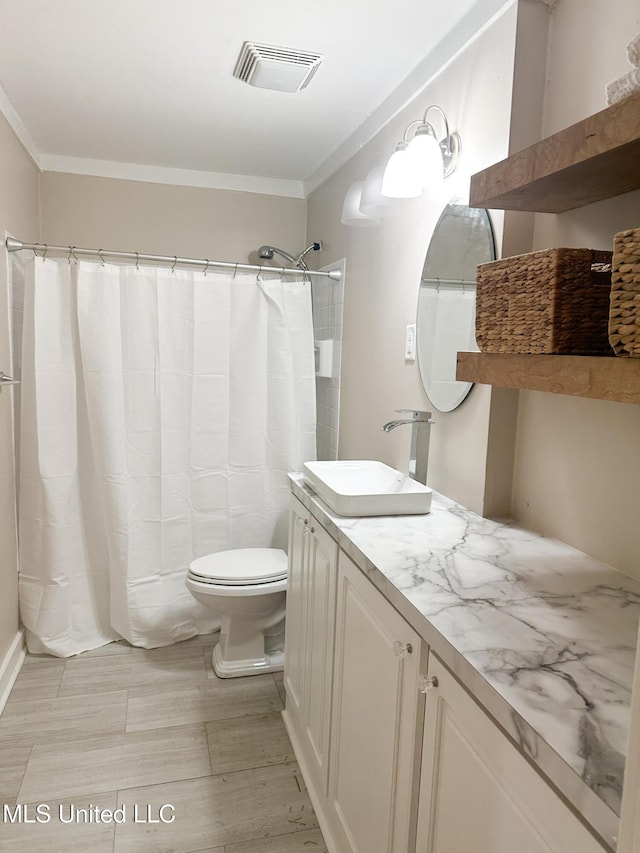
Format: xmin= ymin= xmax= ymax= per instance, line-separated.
xmin=456 ymin=351 xmax=640 ymax=405
xmin=469 ymin=93 xmax=640 ymax=213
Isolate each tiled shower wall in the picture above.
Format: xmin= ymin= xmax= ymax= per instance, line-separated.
xmin=312 ymin=259 xmax=345 ymax=461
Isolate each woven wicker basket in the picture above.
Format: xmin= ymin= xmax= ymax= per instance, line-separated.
xmin=476 ymin=247 xmax=613 ymax=355
xmin=609 ymin=228 xmax=640 ymax=357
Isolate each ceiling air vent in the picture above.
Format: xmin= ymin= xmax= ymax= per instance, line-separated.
xmin=233 ymin=41 xmax=323 ymax=93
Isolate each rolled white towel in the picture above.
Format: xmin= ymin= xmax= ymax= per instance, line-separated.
xmin=606 ymin=67 xmax=640 ymax=105
xmin=627 ymin=32 xmax=640 ymax=67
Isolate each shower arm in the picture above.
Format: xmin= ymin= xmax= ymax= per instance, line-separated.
xmin=295 ymin=242 xmax=322 ymax=270
xmin=258 ymin=242 xmax=323 ymax=272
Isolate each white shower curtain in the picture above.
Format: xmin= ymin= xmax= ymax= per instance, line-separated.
xmin=18 ymin=257 xmax=316 ymax=656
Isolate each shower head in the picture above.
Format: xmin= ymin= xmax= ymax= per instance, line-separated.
xmin=257 ymin=242 xmax=322 ymax=271
xmin=258 ymin=245 xmax=297 ymax=266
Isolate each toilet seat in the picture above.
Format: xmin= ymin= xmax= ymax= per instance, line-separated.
xmin=188 ymin=547 xmax=288 ymax=586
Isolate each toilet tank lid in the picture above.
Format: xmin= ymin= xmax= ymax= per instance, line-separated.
xmin=189 ymin=548 xmax=288 ymax=584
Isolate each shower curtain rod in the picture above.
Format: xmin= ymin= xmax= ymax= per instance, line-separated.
xmin=5 ymin=237 xmax=342 ymax=281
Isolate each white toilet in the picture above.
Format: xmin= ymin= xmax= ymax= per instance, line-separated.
xmin=186 ymin=547 xmax=288 ymax=678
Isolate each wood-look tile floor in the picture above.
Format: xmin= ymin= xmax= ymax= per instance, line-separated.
xmin=0 ymin=635 xmax=328 ymax=853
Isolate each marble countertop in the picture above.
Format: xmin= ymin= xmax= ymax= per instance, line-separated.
xmin=289 ymin=474 xmax=640 ymax=849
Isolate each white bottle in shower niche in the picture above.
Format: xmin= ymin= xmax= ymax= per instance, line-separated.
xmin=314 ymin=339 xmax=334 ymax=379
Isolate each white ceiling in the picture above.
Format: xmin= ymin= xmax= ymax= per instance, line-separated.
xmin=0 ymin=0 xmax=512 ymax=196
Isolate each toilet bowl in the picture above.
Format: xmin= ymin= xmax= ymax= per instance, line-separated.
xmin=186 ymin=547 xmax=288 ymax=678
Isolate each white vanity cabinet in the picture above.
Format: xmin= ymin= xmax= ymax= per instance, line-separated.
xmin=416 ymin=653 xmax=606 ymax=853
xmin=328 ymin=551 xmax=426 ymax=853
xmin=284 ymin=495 xmax=610 ymax=853
xmin=283 ymin=495 xmax=339 ymax=796
xmin=284 ymin=502 xmax=427 ymax=853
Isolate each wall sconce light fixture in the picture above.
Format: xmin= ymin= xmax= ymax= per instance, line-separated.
xmin=341 ymin=180 xmax=381 ymax=227
xmin=381 ymin=105 xmax=461 ymax=199
xmin=359 ymin=166 xmax=397 ymax=218
xmin=341 ymin=166 xmax=399 ymax=227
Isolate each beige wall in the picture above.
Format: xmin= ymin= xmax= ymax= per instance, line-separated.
xmin=543 ymin=0 xmax=638 ymax=135
xmin=0 ymin=112 xmax=40 ymax=667
xmin=307 ymin=5 xmax=520 ymax=515
xmin=39 ymin=172 xmax=306 ymax=263
xmin=510 ymin=0 xmax=640 ymax=580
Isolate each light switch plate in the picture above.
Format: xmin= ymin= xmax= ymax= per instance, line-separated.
xmin=405 ymin=324 xmax=416 ymax=361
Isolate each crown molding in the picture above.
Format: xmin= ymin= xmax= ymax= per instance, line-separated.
xmin=0 ymin=83 xmax=41 ymax=168
xmin=39 ymin=154 xmax=305 ymax=198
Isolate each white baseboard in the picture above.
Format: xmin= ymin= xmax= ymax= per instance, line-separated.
xmin=282 ymin=708 xmax=340 ymax=853
xmin=0 ymin=628 xmax=26 ymax=714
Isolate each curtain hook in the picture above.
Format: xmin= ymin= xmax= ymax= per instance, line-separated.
xmin=202 ymin=259 xmax=209 ymax=276
xmin=135 ymin=251 xmax=140 ymax=270
xmin=233 ymin=263 xmax=238 ymax=279
xmin=68 ymin=246 xmax=78 ymax=264
xmin=171 ymin=256 xmax=177 ymax=274
xmin=98 ymin=249 xmax=105 ymax=267
xmin=42 ymin=243 xmax=47 ymax=262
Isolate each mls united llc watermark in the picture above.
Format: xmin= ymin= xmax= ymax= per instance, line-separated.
xmin=3 ymin=803 xmax=176 ymax=825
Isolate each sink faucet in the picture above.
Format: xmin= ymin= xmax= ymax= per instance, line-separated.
xmin=381 ymin=409 xmax=433 ymax=486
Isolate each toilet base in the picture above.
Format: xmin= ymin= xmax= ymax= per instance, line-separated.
xmin=212 ymin=643 xmax=284 ymax=678
xmin=185 ymin=549 xmax=288 ymax=679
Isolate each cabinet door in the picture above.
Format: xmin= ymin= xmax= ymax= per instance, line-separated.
xmin=329 ymin=551 xmax=424 ymax=853
xmin=283 ymin=495 xmax=309 ymax=723
xmin=416 ymin=653 xmax=606 ymax=853
xmin=284 ymin=495 xmax=338 ymax=795
xmin=303 ymin=518 xmax=339 ymax=792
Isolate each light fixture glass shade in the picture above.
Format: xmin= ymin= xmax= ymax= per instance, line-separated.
xmin=359 ymin=166 xmax=397 ymax=217
xmin=407 ymin=130 xmax=444 ymax=190
xmin=380 ymin=145 xmax=422 ymax=198
xmin=341 ymin=181 xmax=380 ymax=227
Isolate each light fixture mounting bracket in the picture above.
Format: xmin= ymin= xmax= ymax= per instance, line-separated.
xmin=441 ymin=131 xmax=461 ymax=178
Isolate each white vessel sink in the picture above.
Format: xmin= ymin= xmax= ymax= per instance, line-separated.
xmin=302 ymin=460 xmax=432 ymax=517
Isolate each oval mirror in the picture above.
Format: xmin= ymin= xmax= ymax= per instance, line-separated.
xmin=417 ymin=202 xmax=495 ymax=412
